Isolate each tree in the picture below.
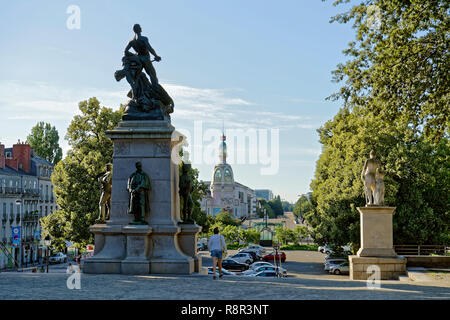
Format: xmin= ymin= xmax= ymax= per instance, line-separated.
xmin=281 ymin=201 xmax=294 ymax=212
xmin=269 ymin=195 xmax=284 ymax=217
xmin=240 ymin=228 xmax=261 ymax=244
xmin=222 ymin=225 xmax=239 ymax=243
xmin=27 ymin=122 xmax=63 ymax=164
xmin=215 ymin=210 xmax=240 ymax=226
xmin=293 ymin=195 xmax=312 ymax=219
xmin=326 ymin=0 xmax=449 ymax=142
xmin=274 ymin=226 xmax=296 ymax=245
xmin=307 ymin=0 xmax=450 ymax=248
xmin=42 ymin=98 xmax=123 ymax=248
xmin=256 ymin=199 xmax=275 ymax=218
xmin=293 ymin=226 xmax=310 ymax=243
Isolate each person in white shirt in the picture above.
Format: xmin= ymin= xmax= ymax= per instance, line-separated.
xmin=208 ymin=227 xmax=227 ymax=279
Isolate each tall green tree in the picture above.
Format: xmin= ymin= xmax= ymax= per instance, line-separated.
xmin=326 ymin=0 xmax=449 ymax=142
xmin=27 ymin=122 xmax=63 ymax=164
xmin=269 ymin=195 xmax=284 ymax=217
xmin=309 ymin=0 xmax=450 ymax=248
xmin=41 ymin=98 xmax=123 ymax=248
xmin=293 ymin=195 xmax=312 ymax=219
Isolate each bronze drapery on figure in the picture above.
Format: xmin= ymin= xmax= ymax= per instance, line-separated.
xmin=127 ymin=162 xmax=151 ymax=224
xmin=114 ymin=24 xmax=174 ymax=121
xmin=96 ymin=163 xmax=113 ymax=223
xmin=179 ymin=162 xmax=194 ymax=224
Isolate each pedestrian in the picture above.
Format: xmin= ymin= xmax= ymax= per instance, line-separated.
xmin=208 ymin=227 xmax=227 ymax=279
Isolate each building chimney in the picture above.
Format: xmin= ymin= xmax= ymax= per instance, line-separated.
xmin=12 ymin=141 xmax=31 ymax=173
xmin=0 ymin=143 xmax=4 ymax=169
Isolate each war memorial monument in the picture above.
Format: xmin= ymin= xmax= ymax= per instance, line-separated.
xmin=83 ymin=24 xmax=203 ymax=275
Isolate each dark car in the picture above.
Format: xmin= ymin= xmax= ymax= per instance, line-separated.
xmin=238 ymin=250 xmax=259 ymax=262
xmin=263 ymin=252 xmax=286 ymax=263
xmin=221 ymin=258 xmax=249 ymax=271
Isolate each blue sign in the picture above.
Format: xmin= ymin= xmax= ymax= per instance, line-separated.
xmin=34 ymin=230 xmax=40 ymax=240
xmin=12 ymin=227 xmax=21 ymax=247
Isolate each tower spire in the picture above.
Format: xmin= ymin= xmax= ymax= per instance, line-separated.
xmin=219 ymin=121 xmax=227 ymax=163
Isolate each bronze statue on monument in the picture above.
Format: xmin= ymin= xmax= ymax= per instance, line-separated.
xmin=114 ymin=24 xmax=174 ymax=121
xmin=96 ymin=163 xmax=113 ymax=223
xmin=127 ymin=162 xmax=151 ymax=225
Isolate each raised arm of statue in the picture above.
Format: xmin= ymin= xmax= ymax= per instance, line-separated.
xmin=124 ymin=40 xmax=133 ymax=56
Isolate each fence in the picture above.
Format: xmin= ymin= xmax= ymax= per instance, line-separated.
xmin=394 ymin=245 xmax=449 ymax=256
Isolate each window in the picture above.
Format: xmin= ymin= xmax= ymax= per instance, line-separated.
xmin=214 ymin=169 xmax=222 ymax=181
xmin=224 ymin=168 xmax=232 ymax=182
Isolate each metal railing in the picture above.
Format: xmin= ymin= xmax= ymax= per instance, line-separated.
xmin=394 ymin=245 xmax=448 ymax=256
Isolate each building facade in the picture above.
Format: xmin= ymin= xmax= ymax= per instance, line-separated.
xmin=200 ymin=133 xmax=256 ymax=219
xmin=0 ymin=141 xmax=57 ymax=270
xmin=255 ymin=189 xmax=274 ymax=201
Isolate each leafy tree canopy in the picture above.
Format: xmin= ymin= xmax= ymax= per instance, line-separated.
xmin=27 ymin=122 xmax=63 ymax=164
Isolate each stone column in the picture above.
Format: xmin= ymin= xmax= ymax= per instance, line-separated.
xmin=109 ymin=120 xmax=193 ymax=274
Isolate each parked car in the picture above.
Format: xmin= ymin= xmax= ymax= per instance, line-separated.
xmin=246 ymin=245 xmax=266 ymax=254
xmin=248 ymin=261 xmax=274 ymax=271
xmin=251 ymin=270 xmax=278 ymax=277
xmin=243 ymin=265 xmax=287 ymax=277
xmin=318 ymin=244 xmax=330 ymax=253
xmin=49 ymin=252 xmax=67 ymax=264
xmin=262 ymin=251 xmax=286 ymax=263
xmin=324 ymin=259 xmax=348 ymax=272
xmin=197 ymin=242 xmax=208 ymax=251
xmin=228 ymin=252 xmax=253 ymax=265
xmin=221 ymin=258 xmax=249 ymax=271
xmin=321 ymin=245 xmax=352 ymax=255
xmin=238 ymin=250 xmax=260 ymax=262
xmin=329 ymin=261 xmax=350 ymax=275
xmin=207 ymin=267 xmax=236 ymax=276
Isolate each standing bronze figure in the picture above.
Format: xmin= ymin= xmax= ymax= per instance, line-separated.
xmin=96 ymin=163 xmax=113 ymax=223
xmin=179 ymin=162 xmax=194 ymax=224
xmin=127 ymin=162 xmax=151 ymax=224
xmin=114 ymin=24 xmax=174 ymax=121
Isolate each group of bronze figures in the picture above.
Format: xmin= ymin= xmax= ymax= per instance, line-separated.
xmin=95 ymin=24 xmax=386 ymax=225
xmin=96 ymin=161 xmax=193 ymax=225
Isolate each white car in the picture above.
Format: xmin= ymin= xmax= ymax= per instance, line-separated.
xmin=329 ymin=261 xmax=349 ymax=275
xmin=244 ymin=265 xmax=287 ymax=277
xmin=228 ymin=252 xmax=253 ymax=265
xmin=321 ymin=245 xmax=352 ymax=255
xmin=324 ymin=259 xmax=347 ymax=271
xmin=251 ymin=270 xmax=279 ymax=277
xmin=246 ymin=245 xmax=266 ymax=254
xmin=248 ymin=261 xmax=274 ymax=271
xmin=49 ymin=252 xmax=67 ymax=264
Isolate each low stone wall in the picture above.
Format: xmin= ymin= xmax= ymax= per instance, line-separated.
xmin=405 ymin=255 xmax=450 ymax=268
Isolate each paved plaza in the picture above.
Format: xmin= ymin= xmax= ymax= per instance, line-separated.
xmin=1 ymin=251 xmax=449 ymax=300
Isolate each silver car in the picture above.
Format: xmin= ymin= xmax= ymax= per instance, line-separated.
xmin=329 ymin=261 xmax=350 ymax=275
xmin=324 ymin=259 xmax=347 ymax=271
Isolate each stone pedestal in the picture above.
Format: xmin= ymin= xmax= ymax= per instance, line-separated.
xmin=356 ymin=206 xmax=397 ymax=257
xmin=178 ymin=224 xmax=203 ymax=273
xmin=349 ymin=256 xmax=407 ymax=280
xmin=349 ymin=206 xmax=406 ymax=280
xmin=84 ymin=120 xmax=199 ymax=275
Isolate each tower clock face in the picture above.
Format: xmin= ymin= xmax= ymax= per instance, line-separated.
xmin=224 ymin=168 xmax=232 ymax=182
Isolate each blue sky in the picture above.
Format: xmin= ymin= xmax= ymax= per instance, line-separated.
xmin=0 ymin=0 xmax=354 ymax=203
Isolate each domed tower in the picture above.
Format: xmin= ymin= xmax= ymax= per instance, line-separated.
xmin=210 ymin=131 xmax=236 ymax=216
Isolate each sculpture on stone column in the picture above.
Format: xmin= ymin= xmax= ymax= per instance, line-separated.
xmin=114 ymin=24 xmax=174 ymax=121
xmin=96 ymin=163 xmax=112 ymax=223
xmin=127 ymin=162 xmax=151 ymax=224
xmin=361 ymin=150 xmax=382 ymax=206
xmin=179 ymin=162 xmax=194 ymax=224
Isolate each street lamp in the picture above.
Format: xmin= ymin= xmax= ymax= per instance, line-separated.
xmin=44 ymin=235 xmax=51 ymax=273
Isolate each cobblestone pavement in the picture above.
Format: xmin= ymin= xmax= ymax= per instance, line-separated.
xmin=1 ymin=250 xmax=448 ymax=300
